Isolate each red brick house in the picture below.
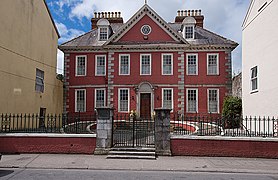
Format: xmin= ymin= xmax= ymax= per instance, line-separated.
xmin=59 ymin=4 xmax=238 ymax=118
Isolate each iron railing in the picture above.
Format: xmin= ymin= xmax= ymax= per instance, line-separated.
xmin=172 ymin=114 xmax=278 ymax=138
xmin=0 ymin=113 xmax=96 ymax=134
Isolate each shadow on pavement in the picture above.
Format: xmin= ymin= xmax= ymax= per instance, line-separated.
xmin=0 ymin=170 xmax=14 ymax=177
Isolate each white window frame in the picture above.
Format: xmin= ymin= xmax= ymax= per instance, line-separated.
xmin=75 ymin=89 xmax=86 ymax=112
xmin=118 ymin=88 xmax=130 ymax=113
xmin=183 ymin=25 xmax=195 ymax=40
xmin=186 ymin=88 xmax=198 ymax=113
xmin=94 ymin=88 xmax=106 ymax=108
xmin=162 ymin=88 xmax=174 ymax=111
xmin=99 ymin=27 xmax=108 ymax=41
xmin=95 ymin=55 xmax=106 ymax=76
xmin=186 ymin=54 xmax=198 ymax=75
xmin=119 ymin=54 xmax=130 ymax=76
xmin=75 ymin=55 xmax=87 ymax=76
xmin=207 ymin=53 xmax=219 ymax=75
xmin=161 ymin=53 xmax=173 ymax=75
xmin=250 ymin=66 xmax=258 ymax=92
xmin=140 ymin=54 xmax=152 ymax=75
xmin=207 ymin=89 xmax=219 ymax=114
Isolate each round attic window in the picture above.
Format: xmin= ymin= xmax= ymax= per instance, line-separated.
xmin=141 ymin=25 xmax=151 ymax=35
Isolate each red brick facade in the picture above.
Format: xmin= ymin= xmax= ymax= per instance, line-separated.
xmin=60 ymin=4 xmax=237 ymax=117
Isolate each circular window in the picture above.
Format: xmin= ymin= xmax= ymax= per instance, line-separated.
xmin=141 ymin=25 xmax=152 ymax=35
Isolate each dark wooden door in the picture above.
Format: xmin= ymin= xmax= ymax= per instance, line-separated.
xmin=140 ymin=93 xmax=151 ymax=118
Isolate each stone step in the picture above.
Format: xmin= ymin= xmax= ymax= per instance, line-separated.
xmin=107 ymin=147 xmax=156 ymax=160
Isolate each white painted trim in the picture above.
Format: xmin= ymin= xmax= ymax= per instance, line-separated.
xmin=119 ymin=54 xmax=130 ymax=76
xmin=95 ymin=55 xmax=106 ymax=76
xmin=141 ymin=24 xmax=152 ymax=35
xmin=207 ymin=53 xmax=219 ymax=75
xmin=186 ymin=53 xmax=198 ymax=75
xmin=140 ymin=54 xmax=152 ymax=75
xmin=162 ymin=88 xmax=174 ymax=111
xmin=207 ymin=88 xmax=219 ymax=114
xmin=75 ymin=89 xmax=86 ymax=112
xmin=94 ymin=88 xmax=106 ymax=108
xmin=75 ymin=55 xmax=87 ymax=77
xmin=118 ymin=88 xmax=130 ymax=113
xmin=161 ymin=53 xmax=173 ymax=75
xmin=186 ymin=88 xmax=198 ymax=113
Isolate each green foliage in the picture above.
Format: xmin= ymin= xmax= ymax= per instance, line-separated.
xmin=222 ymin=96 xmax=242 ymax=128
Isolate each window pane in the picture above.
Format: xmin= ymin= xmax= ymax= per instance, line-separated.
xmin=187 ymin=90 xmax=197 ymax=112
xmin=96 ymin=90 xmax=105 ymax=107
xmin=163 ymin=55 xmax=172 ymax=75
xmin=187 ymin=55 xmax=197 ymax=75
xmin=141 ymin=55 xmax=151 ymax=75
xmin=208 ymin=90 xmax=218 ymax=113
xmin=185 ymin=26 xmax=193 ymax=39
xmin=120 ymin=55 xmax=129 ymax=75
xmin=96 ymin=56 xmax=106 ymax=75
xmin=119 ymin=89 xmax=129 ymax=112
xmin=77 ymin=56 xmax=86 ymax=76
xmin=76 ymin=90 xmax=85 ymax=112
xmin=99 ymin=28 xmax=108 ymax=40
xmin=208 ymin=55 xmax=218 ymax=75
xmin=163 ymin=89 xmax=172 ymax=109
xmin=35 ymin=69 xmax=44 ymax=93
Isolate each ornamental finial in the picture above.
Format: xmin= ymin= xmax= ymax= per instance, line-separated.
xmin=145 ymin=0 xmax=147 ymax=4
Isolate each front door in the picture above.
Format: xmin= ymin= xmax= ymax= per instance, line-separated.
xmin=140 ymin=93 xmax=151 ymax=118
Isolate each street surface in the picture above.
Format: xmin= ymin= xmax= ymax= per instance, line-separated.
xmin=1 ymin=168 xmax=278 ymax=180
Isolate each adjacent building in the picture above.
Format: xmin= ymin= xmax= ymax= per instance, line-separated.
xmin=0 ymin=0 xmax=63 ymax=114
xmin=59 ymin=4 xmax=238 ymax=118
xmin=232 ymin=73 xmax=242 ymax=98
xmin=242 ymin=0 xmax=278 ymax=117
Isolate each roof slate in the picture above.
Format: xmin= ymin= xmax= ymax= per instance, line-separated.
xmin=60 ymin=19 xmax=237 ymax=49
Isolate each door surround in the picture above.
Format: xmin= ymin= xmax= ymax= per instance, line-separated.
xmin=136 ymin=82 xmax=154 ymax=118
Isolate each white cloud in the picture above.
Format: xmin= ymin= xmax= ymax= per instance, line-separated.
xmin=55 ymin=22 xmax=85 ymax=44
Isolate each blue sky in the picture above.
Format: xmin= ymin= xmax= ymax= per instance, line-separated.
xmin=46 ymin=0 xmax=250 ymax=74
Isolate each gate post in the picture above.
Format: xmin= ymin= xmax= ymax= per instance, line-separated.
xmin=94 ymin=107 xmax=114 ymax=155
xmin=154 ymin=108 xmax=171 ymax=156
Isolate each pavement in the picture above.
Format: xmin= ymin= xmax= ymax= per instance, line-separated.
xmin=0 ymin=154 xmax=278 ymax=174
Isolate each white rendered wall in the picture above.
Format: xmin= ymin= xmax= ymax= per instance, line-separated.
xmin=242 ymin=0 xmax=278 ymax=118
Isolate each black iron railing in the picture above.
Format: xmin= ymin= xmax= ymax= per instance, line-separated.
xmin=172 ymin=114 xmax=278 ymax=138
xmin=0 ymin=113 xmax=96 ymax=134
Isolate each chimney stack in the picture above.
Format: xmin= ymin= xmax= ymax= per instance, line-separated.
xmin=175 ymin=9 xmax=204 ymax=28
xmin=91 ymin=11 xmax=124 ymax=29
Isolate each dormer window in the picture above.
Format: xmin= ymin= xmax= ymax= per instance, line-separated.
xmin=182 ymin=16 xmax=196 ymax=40
xmin=184 ymin=26 xmax=194 ymax=39
xmin=97 ymin=19 xmax=110 ymax=41
xmin=99 ymin=27 xmax=108 ymax=41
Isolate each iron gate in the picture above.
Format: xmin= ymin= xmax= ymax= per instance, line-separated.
xmin=112 ymin=114 xmax=155 ymax=147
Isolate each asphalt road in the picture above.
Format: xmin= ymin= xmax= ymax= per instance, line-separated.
xmin=1 ymin=168 xmax=278 ymax=180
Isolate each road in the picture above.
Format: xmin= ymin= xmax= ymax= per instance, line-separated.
xmin=1 ymin=168 xmax=278 ymax=180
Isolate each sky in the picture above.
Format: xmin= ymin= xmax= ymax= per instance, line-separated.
xmin=46 ymin=0 xmax=250 ymax=75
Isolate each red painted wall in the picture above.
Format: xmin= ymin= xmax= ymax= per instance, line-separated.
xmin=0 ymin=136 xmax=96 ymax=154
xmin=119 ymin=15 xmax=176 ymax=43
xmin=171 ymin=138 xmax=278 ymax=158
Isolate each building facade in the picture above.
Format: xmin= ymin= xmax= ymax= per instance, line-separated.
xmin=242 ymin=0 xmax=278 ymax=117
xmin=59 ymin=4 xmax=237 ymax=118
xmin=0 ymin=0 xmax=63 ymax=114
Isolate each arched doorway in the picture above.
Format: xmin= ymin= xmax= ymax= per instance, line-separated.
xmin=136 ymin=82 xmax=154 ymax=118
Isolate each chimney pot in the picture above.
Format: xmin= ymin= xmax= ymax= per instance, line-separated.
xmin=94 ymin=12 xmax=97 ymax=18
xmin=111 ymin=12 xmax=114 ymax=18
xmin=199 ymin=10 xmax=201 ymax=16
xmin=184 ymin=10 xmax=187 ymax=16
xmin=188 ymin=10 xmax=191 ymax=16
xmin=118 ymin=12 xmax=121 ymax=18
xmin=177 ymin=10 xmax=180 ymax=16
xmin=98 ymin=12 xmax=101 ymax=18
xmin=104 ymin=12 xmax=107 ymax=18
xmin=194 ymin=10 xmax=198 ymax=16
xmin=101 ymin=12 xmax=104 ymax=18
xmin=108 ymin=12 xmax=111 ymax=18
xmin=115 ymin=12 xmax=118 ymax=18
xmin=181 ymin=10 xmax=184 ymax=16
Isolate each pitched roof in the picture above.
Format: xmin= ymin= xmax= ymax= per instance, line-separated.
xmin=59 ymin=4 xmax=238 ymax=50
